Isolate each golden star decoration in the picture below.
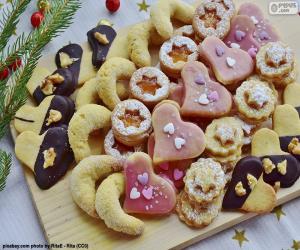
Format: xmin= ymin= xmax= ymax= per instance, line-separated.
xmin=292 ymin=240 xmax=300 ymax=250
xmin=232 ymin=229 xmax=249 ymax=247
xmin=272 ymin=205 xmax=286 ymax=221
xmin=137 ymin=0 xmax=150 ymax=12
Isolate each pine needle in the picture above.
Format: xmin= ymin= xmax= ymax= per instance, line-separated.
xmin=0 ymin=150 xmax=12 ymax=191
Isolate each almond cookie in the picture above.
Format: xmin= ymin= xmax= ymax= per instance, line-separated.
xmin=129 ymin=67 xmax=170 ymax=107
xmin=159 ymin=36 xmax=198 ymax=78
xmin=234 ymin=80 xmax=276 ymax=124
xmin=205 ymin=117 xmax=244 ymax=157
xmin=176 ymin=190 xmax=222 ymax=227
xmin=150 ymin=0 xmax=195 ymax=40
xmin=193 ymin=2 xmax=231 ymax=40
xmin=104 ymin=129 xmax=144 ymax=164
xmin=111 ymin=99 xmax=152 ymax=147
xmin=184 ymin=158 xmax=226 ymax=205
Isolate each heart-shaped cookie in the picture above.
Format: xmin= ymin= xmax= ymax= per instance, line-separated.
xmin=15 ymin=127 xmax=74 ymax=189
xmin=14 ymin=95 xmax=75 ymax=135
xmin=222 ymin=156 xmax=276 ymax=213
xmin=283 ymin=83 xmax=300 ymax=116
xmin=199 ymin=36 xmax=254 ymax=87
xmin=252 ymin=128 xmax=300 ymax=188
xmin=123 ymin=152 xmax=177 ymax=215
xmin=180 ymin=61 xmax=232 ymax=118
xmin=152 ymin=100 xmax=205 ymax=164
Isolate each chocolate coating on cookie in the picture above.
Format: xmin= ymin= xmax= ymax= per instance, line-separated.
xmin=34 ymin=127 xmax=74 ymax=189
xmin=87 ymin=25 xmax=117 ymax=69
xmin=222 ymin=156 xmax=262 ymax=209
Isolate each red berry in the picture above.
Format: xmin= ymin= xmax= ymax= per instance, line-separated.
xmin=0 ymin=67 xmax=9 ymax=80
xmin=31 ymin=11 xmax=44 ymax=28
xmin=106 ymin=0 xmax=120 ymax=13
xmin=9 ymin=58 xmax=22 ymax=71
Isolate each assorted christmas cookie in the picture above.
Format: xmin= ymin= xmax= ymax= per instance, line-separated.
xmin=14 ymin=95 xmax=74 ymax=135
xmin=129 ymin=67 xmax=170 ymax=107
xmin=152 ymin=101 xmax=205 ymax=164
xmin=174 ymin=25 xmax=198 ymax=43
xmin=87 ymin=24 xmax=117 ymax=69
xmin=283 ymin=83 xmax=300 ymax=115
xmin=180 ymin=61 xmax=232 ymax=118
xmin=15 ymin=127 xmax=74 ymax=189
xmin=123 ymin=152 xmax=177 ymax=215
xmin=159 ymin=35 xmax=198 ymax=78
xmin=234 ymin=80 xmax=276 ymax=124
xmin=199 ymin=36 xmax=254 ymax=88
xmin=111 ymin=99 xmax=152 ymax=146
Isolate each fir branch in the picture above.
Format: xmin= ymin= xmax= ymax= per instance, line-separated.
xmin=0 ymin=0 xmax=31 ymax=52
xmin=0 ymin=149 xmax=12 ymax=191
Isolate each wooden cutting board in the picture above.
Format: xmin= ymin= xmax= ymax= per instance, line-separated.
xmin=10 ymin=0 xmax=300 ymax=249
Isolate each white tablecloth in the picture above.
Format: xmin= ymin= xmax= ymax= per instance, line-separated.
xmin=1 ymin=0 xmax=300 ymax=249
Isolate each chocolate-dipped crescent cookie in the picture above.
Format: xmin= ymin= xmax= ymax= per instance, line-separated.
xmin=15 ymin=95 xmax=75 ymax=135
xmin=87 ymin=25 xmax=117 ymax=69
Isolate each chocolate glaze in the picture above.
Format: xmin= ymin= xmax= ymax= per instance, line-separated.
xmin=261 ymin=154 xmax=300 ymax=188
xmin=222 ymin=156 xmax=262 ymax=210
xmin=34 ymin=127 xmax=74 ymax=189
xmin=40 ymin=95 xmax=75 ymax=134
xmin=279 ymin=135 xmax=300 ymax=162
xmin=87 ymin=25 xmax=117 ymax=68
xmin=32 ymin=68 xmax=74 ymax=104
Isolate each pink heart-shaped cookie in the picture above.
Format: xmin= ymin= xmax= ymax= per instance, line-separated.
xmin=152 ymin=101 xmax=205 ymax=164
xmin=180 ymin=61 xmax=232 ymax=118
xmin=199 ymin=36 xmax=254 ymax=87
xmin=123 ymin=152 xmax=176 ymax=215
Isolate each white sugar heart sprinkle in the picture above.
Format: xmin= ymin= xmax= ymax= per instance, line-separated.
xmin=130 ymin=187 xmax=140 ymax=199
xmin=174 ymin=137 xmax=186 ymax=150
xmin=163 ymin=122 xmax=175 ymax=135
xmin=230 ymin=43 xmax=240 ymax=49
xmin=251 ymin=16 xmax=259 ymax=25
xmin=198 ymin=93 xmax=210 ymax=105
xmin=226 ymin=57 xmax=236 ymax=68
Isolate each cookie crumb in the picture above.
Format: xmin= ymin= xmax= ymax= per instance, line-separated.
xmin=46 ymin=109 xmax=62 ymax=126
xmin=277 ymin=160 xmax=287 ymax=175
xmin=94 ymin=31 xmax=110 ymax=45
xmin=288 ymin=138 xmax=300 ymax=155
xmin=235 ymin=181 xmax=246 ymax=196
xmin=247 ymin=174 xmax=258 ymax=190
xmin=263 ymin=158 xmax=275 ymax=174
xmin=43 ymin=147 xmax=56 ymax=169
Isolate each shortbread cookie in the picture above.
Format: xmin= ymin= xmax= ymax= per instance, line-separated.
xmin=78 ymin=49 xmax=97 ymax=85
xmin=184 ymin=158 xmax=225 ymax=204
xmin=111 ymin=99 xmax=152 ymax=146
xmin=234 ymin=80 xmax=276 ymax=124
xmin=129 ymin=67 xmax=170 ymax=107
xmin=15 ymin=95 xmax=74 ymax=134
xmin=123 ymin=153 xmax=177 ymax=215
xmin=97 ymin=57 xmax=136 ymax=110
xmin=206 ymin=146 xmax=242 ymax=165
xmin=95 ymin=173 xmax=145 ymax=235
xmin=107 ymin=33 xmax=130 ymax=59
xmin=205 ymin=117 xmax=244 ymax=157
xmin=159 ymin=36 xmax=198 ymax=78
xmin=150 ymin=0 xmax=195 ymax=40
xmin=283 ymin=83 xmax=300 ymax=114
xmin=193 ymin=1 xmax=231 ymax=40
xmin=70 ymin=155 xmax=122 ymax=218
xmin=68 ymin=104 xmax=111 ymax=162
xmin=104 ymin=129 xmax=144 ymax=164
xmin=15 ymin=127 xmax=74 ymax=189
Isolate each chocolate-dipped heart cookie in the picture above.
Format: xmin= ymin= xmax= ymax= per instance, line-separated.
xmin=252 ymin=128 xmax=300 ymax=188
xmin=15 ymin=95 xmax=75 ymax=135
xmin=223 ymin=156 xmax=276 ymax=213
xmin=180 ymin=61 xmax=232 ymax=118
xmin=87 ymin=25 xmax=117 ymax=69
xmin=15 ymin=127 xmax=74 ymax=189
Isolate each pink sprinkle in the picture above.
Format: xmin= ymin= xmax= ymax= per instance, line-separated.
xmin=215 ymin=45 xmax=225 ymax=57
xmin=235 ymin=30 xmax=246 ymax=42
xmin=142 ymin=186 xmax=153 ymax=200
xmin=173 ymin=168 xmax=184 ymax=181
xmin=208 ymin=91 xmax=219 ymax=102
xmin=259 ymin=31 xmax=270 ymax=40
xmin=248 ymin=47 xmax=258 ymax=58
xmin=194 ymin=74 xmax=205 ymax=85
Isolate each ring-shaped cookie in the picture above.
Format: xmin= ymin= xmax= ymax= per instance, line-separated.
xmin=70 ymin=155 xmax=122 ymax=218
xmin=193 ymin=2 xmax=230 ymax=39
xmin=95 ymin=173 xmax=145 ymax=235
xmin=150 ymin=0 xmax=195 ymax=40
xmin=159 ymin=36 xmax=198 ymax=78
xmin=111 ymin=99 xmax=152 ymax=146
xmin=129 ymin=67 xmax=170 ymax=107
xmin=97 ymin=57 xmax=136 ymax=110
xmin=104 ymin=129 xmax=144 ymax=164
xmin=203 ymin=0 xmax=235 ymax=18
xmin=68 ymin=104 xmax=111 ymax=162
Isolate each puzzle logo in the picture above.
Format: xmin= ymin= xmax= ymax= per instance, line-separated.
xmin=269 ymin=1 xmax=298 ymax=15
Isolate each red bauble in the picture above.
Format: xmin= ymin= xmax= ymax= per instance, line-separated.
xmin=31 ymin=11 xmax=44 ymax=28
xmin=0 ymin=67 xmax=9 ymax=80
xmin=106 ymin=0 xmax=120 ymax=13
xmin=9 ymin=58 xmax=22 ymax=71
